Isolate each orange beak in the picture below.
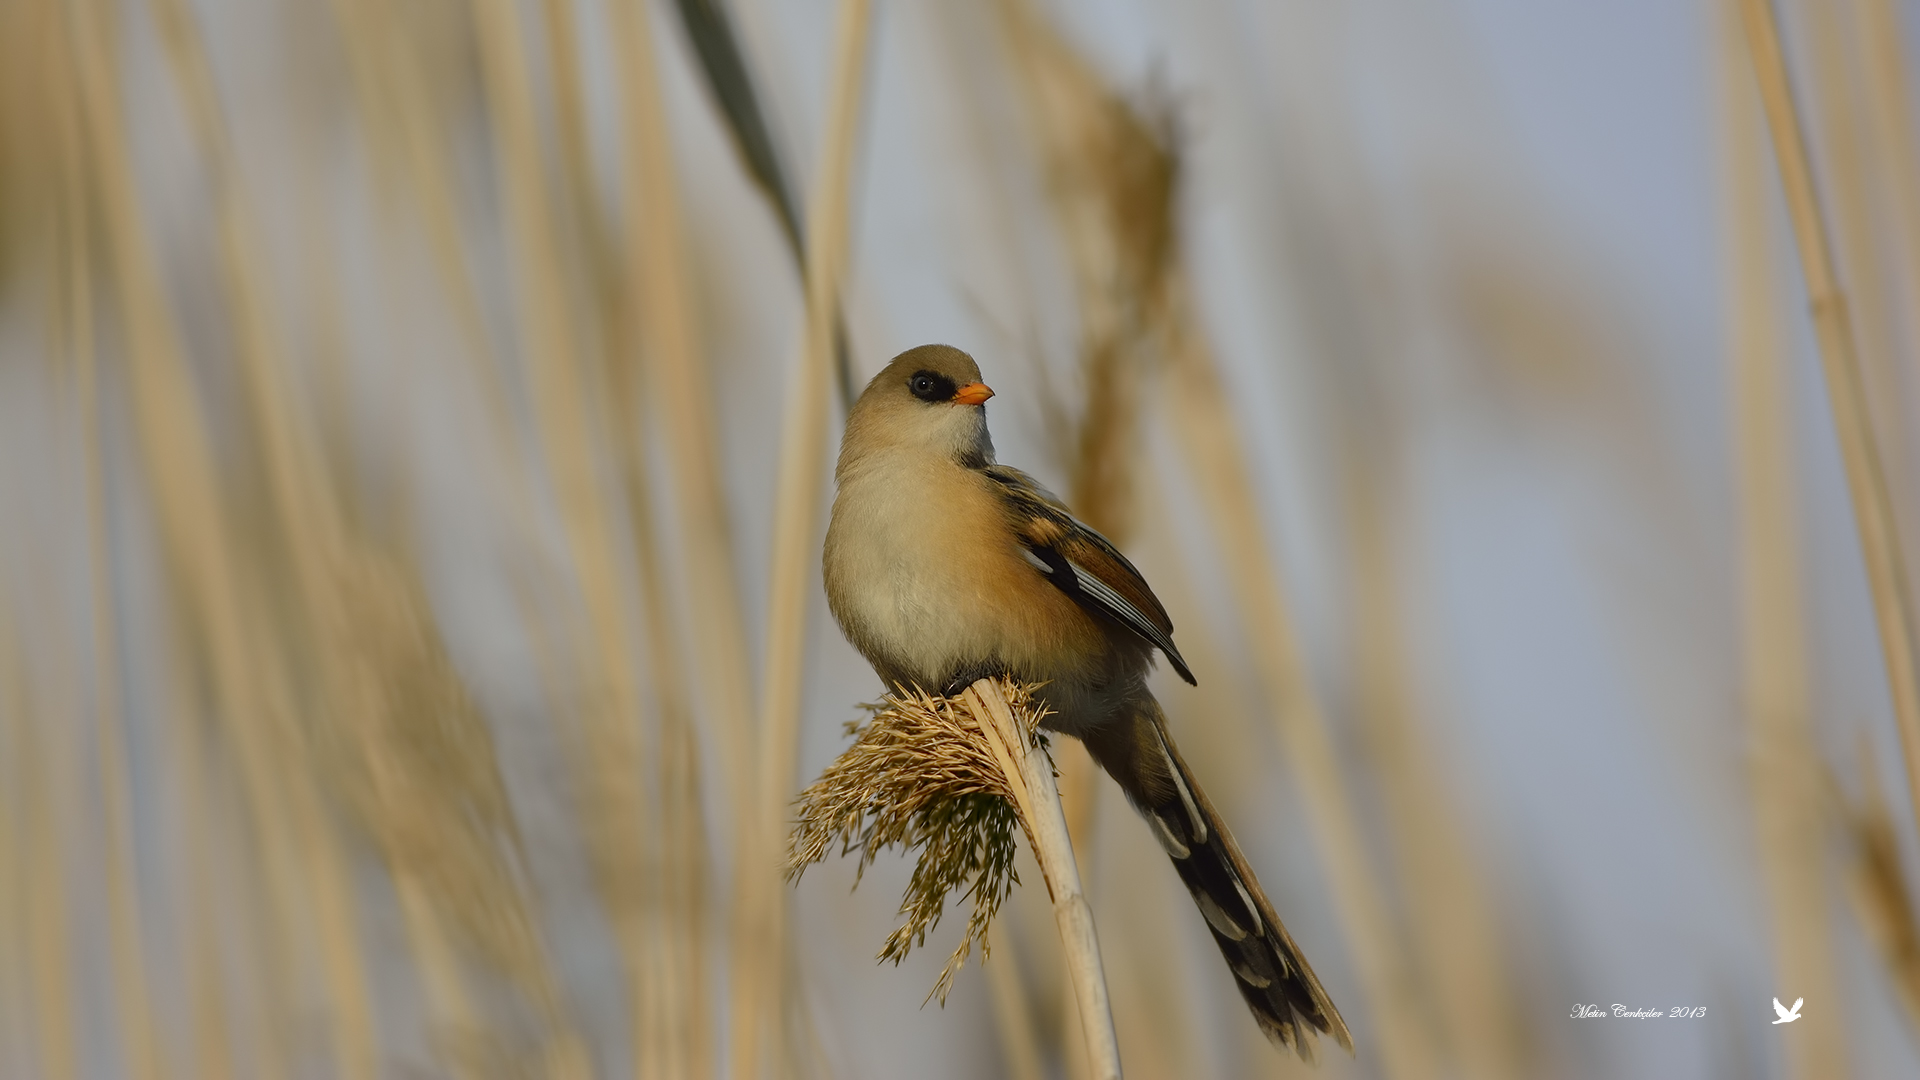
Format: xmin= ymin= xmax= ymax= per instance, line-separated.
xmin=952 ymin=382 xmax=995 ymax=406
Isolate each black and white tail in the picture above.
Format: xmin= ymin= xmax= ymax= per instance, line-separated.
xmin=1082 ymin=698 xmax=1353 ymax=1061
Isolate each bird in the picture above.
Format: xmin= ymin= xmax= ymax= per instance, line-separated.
xmin=823 ymin=343 xmax=1352 ymax=1060
xmin=1772 ymin=997 xmax=1802 ymax=1024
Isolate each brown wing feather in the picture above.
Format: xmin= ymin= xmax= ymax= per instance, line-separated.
xmin=983 ymin=466 xmax=1195 ymax=684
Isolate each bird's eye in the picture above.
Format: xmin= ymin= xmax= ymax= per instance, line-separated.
xmin=907 ymin=369 xmax=954 ymax=402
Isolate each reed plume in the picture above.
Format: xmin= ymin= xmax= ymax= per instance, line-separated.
xmin=789 ymin=677 xmax=1122 ymax=1078
xmin=789 ymin=685 xmax=1031 ymax=1002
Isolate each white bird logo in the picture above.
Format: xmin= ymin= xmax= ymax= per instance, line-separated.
xmin=1773 ymin=997 xmax=1803 ymax=1024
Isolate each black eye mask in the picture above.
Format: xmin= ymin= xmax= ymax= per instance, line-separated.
xmin=908 ymin=370 xmax=958 ymax=403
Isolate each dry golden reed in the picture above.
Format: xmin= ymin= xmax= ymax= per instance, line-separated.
xmin=18 ymin=0 xmax=1919 ymax=1076
xmin=1738 ymin=0 xmax=1920 ymax=854
xmin=1844 ymin=757 xmax=1920 ymax=1030
xmin=1722 ymin=2 xmax=1850 ymax=1073
xmin=744 ymin=1 xmax=876 ymax=1075
xmin=998 ymin=2 xmax=1442 ymax=1075
xmin=992 ymin=7 xmax=1179 ymax=1072
xmin=788 ymin=683 xmax=1042 ymax=1004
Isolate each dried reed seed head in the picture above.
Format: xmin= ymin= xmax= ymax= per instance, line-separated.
xmin=1001 ymin=0 xmax=1183 ymax=543
xmin=788 ymin=680 xmax=1049 ymax=1003
xmin=1003 ymin=0 xmax=1181 ymax=305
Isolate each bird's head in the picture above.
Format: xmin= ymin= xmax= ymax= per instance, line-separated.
xmin=842 ymin=344 xmax=997 ymax=470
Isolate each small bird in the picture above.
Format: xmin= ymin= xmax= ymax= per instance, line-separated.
xmin=823 ymin=343 xmax=1352 ymax=1059
xmin=1773 ymin=997 xmax=1803 ymax=1024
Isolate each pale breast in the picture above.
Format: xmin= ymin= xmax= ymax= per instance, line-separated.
xmin=823 ymin=459 xmax=1110 ymax=694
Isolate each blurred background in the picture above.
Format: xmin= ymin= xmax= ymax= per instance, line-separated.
xmin=4 ymin=0 xmax=1920 ymax=1077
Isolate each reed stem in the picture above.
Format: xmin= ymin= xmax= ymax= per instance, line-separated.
xmin=1736 ymin=0 xmax=1920 ymax=859
xmin=744 ymin=0 xmax=874 ymax=1073
xmin=1722 ymin=6 xmax=1850 ymax=1075
xmin=962 ymin=680 xmax=1122 ymax=1080
xmin=1165 ymin=285 xmax=1415 ymax=1074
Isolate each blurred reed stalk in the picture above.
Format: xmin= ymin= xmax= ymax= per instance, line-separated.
xmin=469 ymin=1 xmax=713 ymax=1076
xmin=1101 ymin=479 xmax=1231 ymax=1078
xmin=990 ymin=4 xmax=1171 ymax=1072
xmin=50 ymin=31 xmax=165 ymax=1079
xmin=540 ymin=0 xmax=602 ymax=267
xmin=1721 ymin=1 xmax=1849 ymax=1072
xmin=672 ymin=0 xmax=860 ymax=409
xmin=1736 ymin=0 xmax=1920 ymax=848
xmin=1844 ymin=755 xmax=1920 ymax=1028
xmin=614 ymin=0 xmax=761 ymax=806
xmin=1851 ymin=0 xmax=1920 ymax=628
xmin=1162 ymin=285 xmax=1438 ymax=1079
xmin=15 ymin=664 xmax=79 ymax=1076
xmin=985 ymin=950 xmax=1049 ymax=1080
xmin=744 ymin=0 xmax=874 ymax=1075
xmin=1000 ymin=9 xmax=1151 ymax=886
xmin=1858 ymin=0 xmax=1920 ymax=399
xmin=326 ymin=0 xmax=516 ymax=428
xmin=9 ymin=623 xmax=78 ymax=1080
xmin=1321 ymin=110 xmax=1526 ymax=1080
xmin=1345 ymin=446 xmax=1527 ymax=1080
xmin=0 ymin=633 xmax=25 ymax=1075
xmin=613 ymin=16 xmax=759 ymax=1075
xmin=994 ymin=1 xmax=1432 ymax=1073
xmin=158 ymin=2 xmax=589 ymax=1073
xmin=64 ymin=0 xmax=386 ymax=1073
xmin=620 ymin=26 xmax=765 ymax=1061
xmin=166 ymin=672 xmax=241 ymax=1080
xmin=609 ymin=1 xmax=740 ymax=1074
xmin=1795 ymin=0 xmax=1918 ymax=580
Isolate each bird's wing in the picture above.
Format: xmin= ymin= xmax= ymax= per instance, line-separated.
xmin=1791 ymin=998 xmax=1803 ymax=1013
xmin=1773 ymin=998 xmax=1789 ymax=1019
xmin=982 ymin=465 xmax=1196 ymax=685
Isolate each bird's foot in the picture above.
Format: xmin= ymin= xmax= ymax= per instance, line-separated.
xmin=941 ymin=662 xmax=1010 ymax=698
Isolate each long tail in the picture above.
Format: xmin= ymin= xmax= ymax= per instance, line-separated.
xmin=1081 ymin=697 xmax=1353 ymax=1061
